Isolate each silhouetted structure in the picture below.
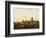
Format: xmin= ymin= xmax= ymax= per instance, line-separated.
xmin=31 ymin=17 xmax=33 ymax=21
xmin=14 ymin=17 xmax=39 ymax=29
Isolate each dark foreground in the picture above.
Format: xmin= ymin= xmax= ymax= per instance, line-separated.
xmin=14 ymin=20 xmax=39 ymax=29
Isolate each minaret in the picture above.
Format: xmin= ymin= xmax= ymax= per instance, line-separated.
xmin=31 ymin=17 xmax=33 ymax=21
xmin=31 ymin=17 xmax=33 ymax=26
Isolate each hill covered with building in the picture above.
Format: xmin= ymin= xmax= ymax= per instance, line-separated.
xmin=14 ymin=17 xmax=39 ymax=29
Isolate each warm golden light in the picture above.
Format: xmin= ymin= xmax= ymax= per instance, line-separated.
xmin=13 ymin=8 xmax=39 ymax=22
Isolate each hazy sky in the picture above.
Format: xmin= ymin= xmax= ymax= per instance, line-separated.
xmin=13 ymin=8 xmax=39 ymax=22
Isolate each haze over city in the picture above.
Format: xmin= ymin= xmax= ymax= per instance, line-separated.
xmin=13 ymin=8 xmax=39 ymax=22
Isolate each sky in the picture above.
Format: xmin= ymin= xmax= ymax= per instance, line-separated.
xmin=13 ymin=8 xmax=39 ymax=22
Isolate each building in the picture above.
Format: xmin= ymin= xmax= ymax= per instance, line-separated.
xmin=31 ymin=17 xmax=33 ymax=21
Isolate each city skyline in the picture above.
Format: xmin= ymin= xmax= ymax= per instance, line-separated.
xmin=13 ymin=8 xmax=39 ymax=22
